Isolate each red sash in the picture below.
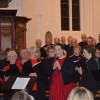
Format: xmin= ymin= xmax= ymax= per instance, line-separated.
xmin=31 ymin=59 xmax=38 ymax=91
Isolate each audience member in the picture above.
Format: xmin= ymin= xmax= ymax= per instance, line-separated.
xmin=67 ymin=87 xmax=94 ymax=100
xmin=11 ymin=91 xmax=34 ymax=100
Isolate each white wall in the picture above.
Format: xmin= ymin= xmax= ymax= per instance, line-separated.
xmin=8 ymin=0 xmax=100 ymax=47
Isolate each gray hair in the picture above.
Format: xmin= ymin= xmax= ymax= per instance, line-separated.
xmin=8 ymin=51 xmax=17 ymax=58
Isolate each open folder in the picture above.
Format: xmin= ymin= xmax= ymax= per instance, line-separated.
xmin=3 ymin=76 xmax=37 ymax=91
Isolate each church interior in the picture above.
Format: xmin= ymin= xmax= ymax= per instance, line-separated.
xmin=0 ymin=0 xmax=100 ymax=100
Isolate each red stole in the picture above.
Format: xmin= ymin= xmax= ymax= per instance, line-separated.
xmin=16 ymin=58 xmax=29 ymax=72
xmin=31 ymin=59 xmax=38 ymax=91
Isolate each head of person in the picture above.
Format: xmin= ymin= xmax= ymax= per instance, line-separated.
xmin=36 ymin=39 xmax=42 ymax=48
xmin=67 ymin=87 xmax=94 ymax=100
xmin=98 ymin=34 xmax=100 ymax=42
xmin=11 ymin=91 xmax=34 ymax=100
xmin=8 ymin=51 xmax=17 ymax=64
xmin=81 ymin=33 xmax=87 ymax=42
xmin=47 ymin=45 xmax=55 ymax=58
xmin=20 ymin=48 xmax=28 ymax=59
xmin=54 ymin=37 xmax=60 ymax=44
xmin=45 ymin=38 xmax=52 ymax=46
xmin=5 ymin=48 xmax=12 ymax=60
xmin=83 ymin=46 xmax=95 ymax=60
xmin=67 ymin=36 xmax=72 ymax=46
xmin=74 ymin=46 xmax=81 ymax=56
xmin=61 ymin=37 xmax=66 ymax=45
xmin=95 ymin=47 xmax=100 ymax=58
xmin=28 ymin=47 xmax=40 ymax=60
xmin=71 ymin=38 xmax=77 ymax=47
xmin=87 ymin=37 xmax=93 ymax=46
xmin=92 ymin=38 xmax=97 ymax=46
xmin=54 ymin=43 xmax=65 ymax=58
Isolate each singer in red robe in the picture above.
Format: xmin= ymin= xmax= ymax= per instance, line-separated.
xmin=44 ymin=43 xmax=76 ymax=100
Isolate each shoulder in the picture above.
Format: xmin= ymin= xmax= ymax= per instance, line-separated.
xmin=78 ymin=41 xmax=83 ymax=45
xmin=3 ymin=64 xmax=10 ymax=71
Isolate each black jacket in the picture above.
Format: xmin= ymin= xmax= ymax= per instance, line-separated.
xmin=79 ymin=57 xmax=100 ymax=94
xmin=44 ymin=57 xmax=75 ymax=85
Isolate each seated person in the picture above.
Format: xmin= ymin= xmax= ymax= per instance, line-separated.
xmin=11 ymin=90 xmax=34 ymax=100
xmin=68 ymin=87 xmax=94 ymax=100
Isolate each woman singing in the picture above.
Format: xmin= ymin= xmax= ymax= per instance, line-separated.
xmin=44 ymin=43 xmax=75 ymax=100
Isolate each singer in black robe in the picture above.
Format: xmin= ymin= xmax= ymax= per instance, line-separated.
xmin=76 ymin=46 xmax=100 ymax=95
xmin=21 ymin=47 xmax=48 ymax=100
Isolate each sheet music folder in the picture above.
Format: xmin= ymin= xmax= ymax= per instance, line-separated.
xmin=91 ymin=70 xmax=100 ymax=81
xmin=3 ymin=76 xmax=37 ymax=91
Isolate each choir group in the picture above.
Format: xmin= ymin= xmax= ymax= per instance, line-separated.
xmin=0 ymin=33 xmax=100 ymax=100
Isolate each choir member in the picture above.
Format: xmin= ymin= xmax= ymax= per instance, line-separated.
xmin=16 ymin=48 xmax=29 ymax=73
xmin=96 ymin=34 xmax=100 ymax=47
xmin=61 ymin=36 xmax=67 ymax=52
xmin=92 ymin=38 xmax=97 ymax=46
xmin=67 ymin=38 xmax=77 ymax=56
xmin=21 ymin=46 xmax=46 ymax=100
xmin=44 ymin=38 xmax=53 ymax=47
xmin=0 ymin=48 xmax=11 ymax=70
xmin=87 ymin=37 xmax=93 ymax=46
xmin=2 ymin=51 xmax=20 ymax=82
xmin=54 ymin=37 xmax=60 ymax=44
xmin=47 ymin=45 xmax=55 ymax=58
xmin=70 ymin=46 xmax=84 ymax=83
xmin=0 ymin=48 xmax=11 ymax=88
xmin=78 ymin=33 xmax=87 ymax=52
xmin=95 ymin=47 xmax=100 ymax=58
xmin=76 ymin=46 xmax=100 ymax=95
xmin=66 ymin=36 xmax=73 ymax=56
xmin=36 ymin=39 xmax=48 ymax=59
xmin=44 ymin=43 xmax=75 ymax=100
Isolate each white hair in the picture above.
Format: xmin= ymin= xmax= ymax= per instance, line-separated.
xmin=8 ymin=51 xmax=17 ymax=58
